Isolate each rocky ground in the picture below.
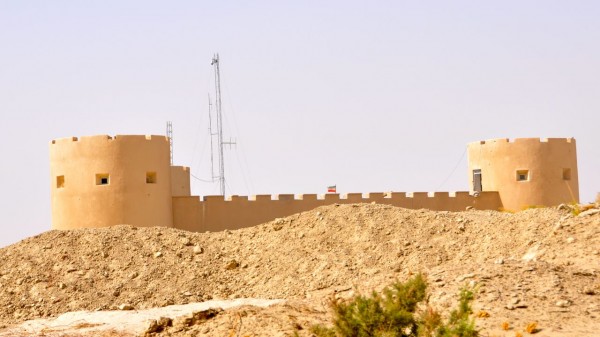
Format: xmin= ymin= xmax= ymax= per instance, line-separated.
xmin=0 ymin=203 xmax=598 ymax=336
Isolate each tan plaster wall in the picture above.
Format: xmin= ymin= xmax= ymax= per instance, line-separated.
xmin=50 ymin=134 xmax=579 ymax=233
xmin=50 ymin=135 xmax=173 ymax=229
xmin=171 ymin=166 xmax=191 ymax=197
xmin=172 ymin=196 xmax=203 ymax=232
xmin=467 ymin=138 xmax=579 ymax=211
xmin=172 ymin=191 xmax=502 ymax=232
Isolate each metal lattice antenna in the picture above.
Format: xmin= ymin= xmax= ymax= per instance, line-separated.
xmin=166 ymin=121 xmax=173 ymax=165
xmin=210 ymin=54 xmax=235 ymax=196
xmin=208 ymin=94 xmax=216 ymax=182
xmin=211 ymin=54 xmax=225 ymax=195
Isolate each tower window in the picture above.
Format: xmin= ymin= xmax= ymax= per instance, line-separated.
xmin=96 ymin=174 xmax=110 ymax=185
xmin=56 ymin=175 xmax=65 ymax=188
xmin=563 ymin=168 xmax=571 ymax=180
xmin=516 ymin=170 xmax=529 ymax=182
xmin=146 ymin=172 xmax=157 ymax=184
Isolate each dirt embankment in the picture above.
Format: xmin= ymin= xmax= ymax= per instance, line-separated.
xmin=0 ymin=203 xmax=598 ymax=336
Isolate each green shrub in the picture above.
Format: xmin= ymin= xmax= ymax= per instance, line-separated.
xmin=432 ymin=288 xmax=477 ymax=337
xmin=312 ymin=274 xmax=478 ymax=337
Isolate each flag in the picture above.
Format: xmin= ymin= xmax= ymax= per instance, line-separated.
xmin=327 ymin=185 xmax=336 ymax=193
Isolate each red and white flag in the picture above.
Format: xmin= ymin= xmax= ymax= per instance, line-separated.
xmin=327 ymin=185 xmax=336 ymax=193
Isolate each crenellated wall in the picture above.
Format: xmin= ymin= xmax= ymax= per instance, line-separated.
xmin=172 ymin=191 xmax=502 ymax=232
xmin=48 ymin=134 xmax=579 ymax=233
xmin=467 ymin=138 xmax=579 ymax=211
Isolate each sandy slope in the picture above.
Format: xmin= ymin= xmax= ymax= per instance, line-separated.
xmin=0 ymin=203 xmax=598 ymax=336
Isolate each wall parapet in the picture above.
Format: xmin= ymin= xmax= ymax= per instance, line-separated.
xmin=49 ymin=134 xmax=580 ymax=233
xmin=51 ymin=134 xmax=169 ymax=145
xmin=470 ymin=137 xmax=575 ymax=146
xmin=211 ymin=191 xmax=487 ymax=202
xmin=172 ymin=191 xmax=502 ymax=232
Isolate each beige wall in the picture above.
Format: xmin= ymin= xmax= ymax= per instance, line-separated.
xmin=50 ymin=134 xmax=581 ymax=233
xmin=50 ymin=135 xmax=174 ymax=229
xmin=467 ymin=138 xmax=579 ymax=211
xmin=171 ymin=166 xmax=191 ymax=197
xmin=172 ymin=191 xmax=502 ymax=232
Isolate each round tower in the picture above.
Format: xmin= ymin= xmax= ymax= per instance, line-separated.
xmin=467 ymin=138 xmax=579 ymax=211
xmin=50 ymin=135 xmax=174 ymax=229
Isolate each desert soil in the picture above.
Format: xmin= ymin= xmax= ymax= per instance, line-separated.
xmin=0 ymin=203 xmax=598 ymax=336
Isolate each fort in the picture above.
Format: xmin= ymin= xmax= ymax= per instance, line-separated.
xmin=49 ymin=135 xmax=579 ymax=232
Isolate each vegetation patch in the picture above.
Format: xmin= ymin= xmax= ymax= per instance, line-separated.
xmin=311 ymin=274 xmax=478 ymax=337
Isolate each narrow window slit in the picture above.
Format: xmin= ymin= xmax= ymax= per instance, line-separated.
xmin=56 ymin=176 xmax=65 ymax=188
xmin=516 ymin=170 xmax=529 ymax=182
xmin=562 ymin=168 xmax=571 ymax=180
xmin=96 ymin=174 xmax=110 ymax=185
xmin=146 ymin=172 xmax=157 ymax=184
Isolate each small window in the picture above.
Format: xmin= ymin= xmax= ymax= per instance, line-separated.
xmin=516 ymin=170 xmax=529 ymax=182
xmin=96 ymin=174 xmax=110 ymax=185
xmin=563 ymin=168 xmax=571 ymax=180
xmin=146 ymin=172 xmax=157 ymax=184
xmin=56 ymin=175 xmax=65 ymax=188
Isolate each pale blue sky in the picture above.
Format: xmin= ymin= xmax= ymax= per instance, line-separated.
xmin=1 ymin=1 xmax=598 ymax=247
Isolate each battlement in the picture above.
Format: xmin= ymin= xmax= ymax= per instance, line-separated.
xmin=470 ymin=137 xmax=575 ymax=146
xmin=49 ymin=134 xmax=580 ymax=232
xmin=172 ymin=191 xmax=502 ymax=232
xmin=51 ymin=135 xmax=169 ymax=145
xmin=207 ymin=191 xmax=477 ymax=203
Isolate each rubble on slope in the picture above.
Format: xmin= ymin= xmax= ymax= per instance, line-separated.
xmin=0 ymin=203 xmax=598 ymax=336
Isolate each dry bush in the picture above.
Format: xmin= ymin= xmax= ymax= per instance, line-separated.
xmin=475 ymin=311 xmax=489 ymax=318
xmin=525 ymin=322 xmax=538 ymax=334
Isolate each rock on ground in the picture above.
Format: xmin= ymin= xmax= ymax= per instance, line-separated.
xmin=0 ymin=203 xmax=598 ymax=336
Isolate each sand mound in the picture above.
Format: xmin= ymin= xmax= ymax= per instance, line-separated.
xmin=0 ymin=203 xmax=598 ymax=335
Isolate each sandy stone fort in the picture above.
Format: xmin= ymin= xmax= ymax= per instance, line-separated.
xmin=49 ymin=135 xmax=579 ymax=232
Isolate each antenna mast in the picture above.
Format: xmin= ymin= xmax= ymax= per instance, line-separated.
xmin=166 ymin=121 xmax=173 ymax=165
xmin=210 ymin=54 xmax=235 ymax=195
xmin=208 ymin=93 xmax=216 ymax=182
